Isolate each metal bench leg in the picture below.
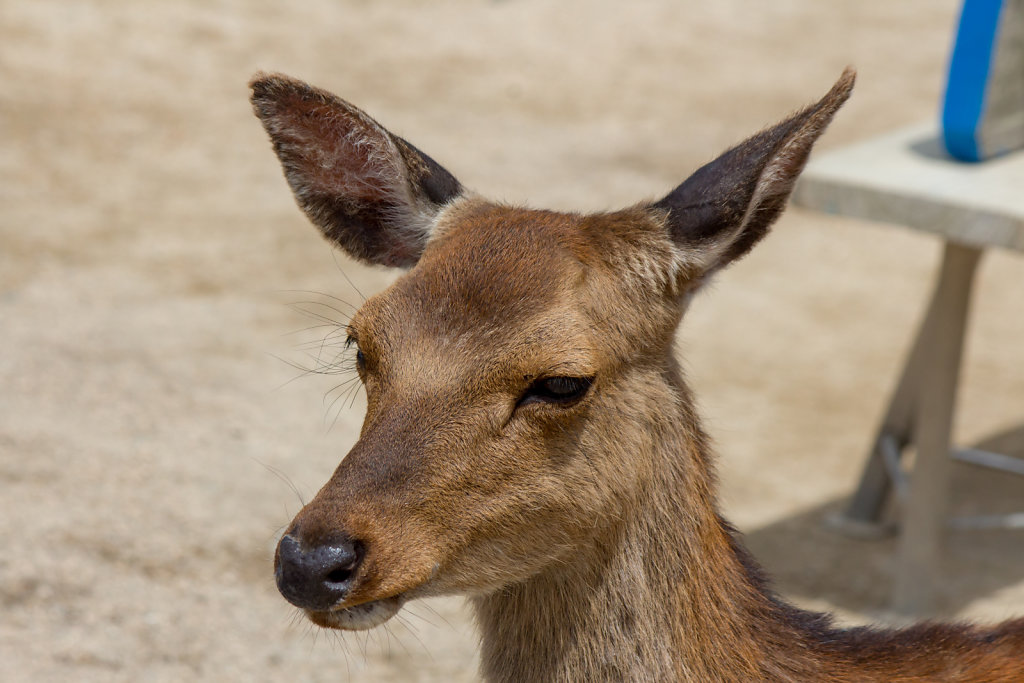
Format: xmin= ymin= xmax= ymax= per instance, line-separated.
xmin=832 ymin=246 xmax=963 ymax=536
xmin=891 ymin=242 xmax=981 ymax=614
xmin=836 ymin=323 xmax=930 ymax=535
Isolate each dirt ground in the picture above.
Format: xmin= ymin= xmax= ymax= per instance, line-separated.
xmin=2 ymin=1 xmax=1023 ymax=681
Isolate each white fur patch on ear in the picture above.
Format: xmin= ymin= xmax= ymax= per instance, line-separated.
xmin=738 ymin=110 xmax=832 ymax=233
xmin=668 ymin=220 xmax=745 ymax=281
xmin=599 ymin=208 xmax=699 ymax=298
xmin=301 ymin=110 xmax=408 ymax=206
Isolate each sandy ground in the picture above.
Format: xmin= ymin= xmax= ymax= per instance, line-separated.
xmin=2 ymin=1 xmax=1023 ymax=681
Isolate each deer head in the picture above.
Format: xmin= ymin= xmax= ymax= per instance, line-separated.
xmin=251 ymin=70 xmax=854 ymax=631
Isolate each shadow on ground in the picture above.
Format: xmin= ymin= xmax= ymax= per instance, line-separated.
xmin=745 ymin=424 xmax=1024 ymax=617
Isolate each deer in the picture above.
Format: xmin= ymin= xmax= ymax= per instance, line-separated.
xmin=250 ymin=69 xmax=1024 ymax=682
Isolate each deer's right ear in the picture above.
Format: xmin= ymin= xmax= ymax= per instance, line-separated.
xmin=654 ymin=69 xmax=854 ymax=285
xmin=250 ymin=73 xmax=463 ymax=268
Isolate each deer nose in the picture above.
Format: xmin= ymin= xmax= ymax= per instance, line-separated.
xmin=275 ymin=533 xmax=363 ymax=611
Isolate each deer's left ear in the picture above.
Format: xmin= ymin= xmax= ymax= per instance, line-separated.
xmin=654 ymin=69 xmax=854 ymax=281
xmin=250 ymin=73 xmax=463 ymax=268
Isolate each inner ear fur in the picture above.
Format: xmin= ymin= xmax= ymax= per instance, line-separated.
xmin=654 ymin=68 xmax=855 ymax=277
xmin=250 ymin=73 xmax=463 ymax=268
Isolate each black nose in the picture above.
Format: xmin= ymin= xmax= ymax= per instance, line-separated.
xmin=275 ymin=533 xmax=363 ymax=611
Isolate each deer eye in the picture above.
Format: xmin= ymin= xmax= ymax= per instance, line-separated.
xmin=518 ymin=376 xmax=593 ymax=408
xmin=345 ymin=335 xmax=366 ymax=372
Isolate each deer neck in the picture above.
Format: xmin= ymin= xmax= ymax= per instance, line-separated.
xmin=472 ymin=372 xmax=809 ymax=682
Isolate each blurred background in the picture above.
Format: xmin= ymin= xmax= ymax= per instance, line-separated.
xmin=2 ymin=1 xmax=1022 ymax=680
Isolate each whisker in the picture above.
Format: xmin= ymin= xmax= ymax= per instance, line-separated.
xmin=281 ymin=321 xmax=350 ymax=337
xmin=331 ymin=250 xmax=367 ymax=303
xmin=323 ymin=377 xmax=361 ymax=406
xmin=286 ymin=302 xmax=349 ymax=328
xmin=269 ymin=352 xmax=320 ymax=381
xmin=276 ymin=288 xmax=360 ymax=312
xmin=418 ymin=601 xmax=456 ymax=631
xmin=251 ymin=457 xmax=307 ymax=506
xmin=402 ymin=604 xmax=442 ymax=630
xmin=393 ymin=613 xmax=433 ymax=660
xmin=324 ymin=379 xmax=359 ymax=430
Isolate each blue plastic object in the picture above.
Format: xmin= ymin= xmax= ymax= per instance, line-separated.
xmin=942 ymin=0 xmax=1024 ymax=161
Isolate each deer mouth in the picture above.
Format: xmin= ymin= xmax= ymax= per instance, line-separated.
xmin=305 ymin=594 xmax=405 ymax=631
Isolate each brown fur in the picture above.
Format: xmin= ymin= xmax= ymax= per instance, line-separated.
xmin=251 ymin=69 xmax=1024 ymax=681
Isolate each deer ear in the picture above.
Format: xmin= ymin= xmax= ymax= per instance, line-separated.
xmin=654 ymin=69 xmax=854 ymax=281
xmin=250 ymin=73 xmax=463 ymax=268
